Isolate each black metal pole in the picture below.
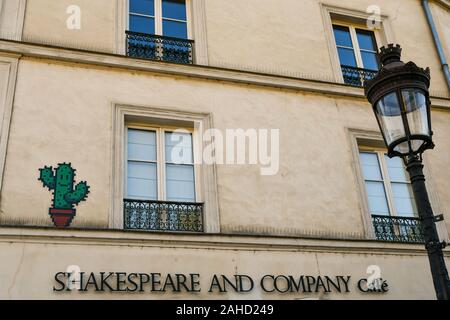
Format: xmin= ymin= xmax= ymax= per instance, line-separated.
xmin=406 ymin=155 xmax=450 ymax=300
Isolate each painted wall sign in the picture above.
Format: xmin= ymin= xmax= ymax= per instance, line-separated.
xmin=53 ymin=272 xmax=389 ymax=295
xmin=39 ymin=163 xmax=90 ymax=228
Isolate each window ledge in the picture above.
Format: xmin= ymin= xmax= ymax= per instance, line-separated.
xmin=0 ymin=225 xmax=446 ymax=256
xmin=0 ymin=39 xmax=448 ymax=105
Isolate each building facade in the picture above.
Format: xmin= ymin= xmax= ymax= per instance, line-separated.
xmin=0 ymin=0 xmax=449 ymax=299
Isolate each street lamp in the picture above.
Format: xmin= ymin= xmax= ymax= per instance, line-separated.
xmin=364 ymin=44 xmax=450 ymax=300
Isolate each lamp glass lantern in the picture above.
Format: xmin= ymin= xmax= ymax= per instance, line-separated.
xmin=364 ymin=44 xmax=434 ymax=158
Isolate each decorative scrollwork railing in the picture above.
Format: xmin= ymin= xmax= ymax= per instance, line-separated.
xmin=341 ymin=65 xmax=378 ymax=87
xmin=124 ymin=199 xmax=203 ymax=232
xmin=372 ymin=215 xmax=424 ymax=243
xmin=126 ymin=31 xmax=194 ymax=64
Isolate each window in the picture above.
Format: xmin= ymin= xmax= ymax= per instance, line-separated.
xmin=112 ymin=105 xmax=219 ymax=233
xmin=129 ymin=0 xmax=189 ymax=39
xmin=359 ymin=148 xmax=423 ymax=242
xmin=126 ymin=128 xmax=196 ymax=202
xmin=127 ymin=0 xmax=194 ymax=63
xmin=162 ymin=0 xmax=189 ymax=39
xmin=164 ymin=131 xmax=196 ymax=202
xmin=127 ymin=129 xmax=158 ymax=200
xmin=359 ymin=150 xmax=416 ymax=217
xmin=124 ymin=125 xmax=202 ymax=232
xmin=332 ymin=24 xmax=379 ymax=86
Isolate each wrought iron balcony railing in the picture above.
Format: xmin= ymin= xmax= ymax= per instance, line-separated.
xmin=124 ymin=199 xmax=203 ymax=232
xmin=126 ymin=31 xmax=194 ymax=64
xmin=372 ymin=215 xmax=424 ymax=243
xmin=341 ymin=65 xmax=378 ymax=87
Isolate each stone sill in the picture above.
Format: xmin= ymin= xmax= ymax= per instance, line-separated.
xmin=0 ymin=225 xmax=446 ymax=257
xmin=0 ymin=39 xmax=448 ymax=109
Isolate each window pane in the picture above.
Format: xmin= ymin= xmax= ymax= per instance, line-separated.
xmin=361 ymin=51 xmax=379 ymax=71
xmin=128 ymin=129 xmax=157 ymax=161
xmin=166 ymin=164 xmax=195 ymax=202
xmin=333 ymin=25 xmax=353 ymax=47
xmin=130 ymin=0 xmax=155 ymax=16
xmin=127 ymin=162 xmax=157 ymax=199
xmin=165 ymin=131 xmax=193 ymax=163
xmin=359 ymin=152 xmax=382 ymax=181
xmin=356 ymin=29 xmax=377 ymax=51
xmin=162 ymin=0 xmax=187 ymax=20
xmin=128 ymin=161 xmax=157 ymax=179
xmin=365 ymin=181 xmax=390 ymax=215
xmin=391 ymin=183 xmax=417 ymax=217
xmin=337 ymin=47 xmax=357 ymax=67
xmin=162 ymin=20 xmax=188 ymax=38
xmin=385 ymin=156 xmax=408 ymax=183
xmin=130 ymin=15 xmax=155 ymax=34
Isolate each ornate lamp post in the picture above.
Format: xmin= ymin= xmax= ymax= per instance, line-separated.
xmin=364 ymin=44 xmax=450 ymax=300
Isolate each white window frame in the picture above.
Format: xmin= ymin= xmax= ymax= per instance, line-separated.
xmin=125 ymin=124 xmax=200 ymax=202
xmin=320 ymin=4 xmax=395 ymax=83
xmin=117 ymin=0 xmax=210 ymax=65
xmin=112 ymin=104 xmax=220 ymax=233
xmin=332 ymin=21 xmax=380 ymax=70
xmin=358 ymin=146 xmax=417 ymax=219
xmin=128 ymin=0 xmax=193 ymax=39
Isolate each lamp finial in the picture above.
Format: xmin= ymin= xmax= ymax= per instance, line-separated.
xmin=379 ymin=44 xmax=402 ymax=66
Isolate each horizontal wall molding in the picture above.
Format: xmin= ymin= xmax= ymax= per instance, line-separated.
xmin=0 ymin=226 xmax=448 ymax=257
xmin=0 ymin=39 xmax=448 ymax=108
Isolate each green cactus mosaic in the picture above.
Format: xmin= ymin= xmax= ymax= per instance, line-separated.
xmin=39 ymin=163 xmax=90 ymax=210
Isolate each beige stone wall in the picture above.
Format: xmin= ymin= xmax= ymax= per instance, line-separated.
xmin=205 ymin=0 xmax=449 ymax=95
xmin=0 ymin=228 xmax=446 ymax=300
xmin=20 ymin=0 xmax=450 ymax=95
xmin=22 ymin=0 xmax=115 ymax=53
xmin=204 ymin=0 xmax=332 ymax=78
xmin=0 ymin=58 xmax=449 ymax=236
xmin=0 ymin=0 xmax=449 ymax=301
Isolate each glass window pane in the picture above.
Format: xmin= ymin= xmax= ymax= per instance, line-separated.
xmin=166 ymin=164 xmax=195 ymax=202
xmin=359 ymin=152 xmax=383 ymax=181
xmin=127 ymin=162 xmax=157 ymax=199
xmin=337 ymin=47 xmax=357 ymax=67
xmin=165 ymin=131 xmax=193 ymax=163
xmin=365 ymin=181 xmax=390 ymax=215
xmin=130 ymin=0 xmax=155 ymax=15
xmin=128 ymin=129 xmax=157 ymax=161
xmin=162 ymin=20 xmax=188 ymax=38
xmin=130 ymin=15 xmax=155 ymax=34
xmin=385 ymin=156 xmax=408 ymax=183
xmin=162 ymin=0 xmax=187 ymax=20
xmin=333 ymin=25 xmax=353 ymax=47
xmin=356 ymin=29 xmax=377 ymax=51
xmin=361 ymin=51 xmax=379 ymax=71
xmin=128 ymin=161 xmax=157 ymax=179
xmin=391 ymin=183 xmax=417 ymax=217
